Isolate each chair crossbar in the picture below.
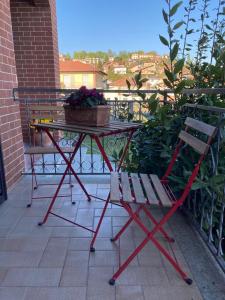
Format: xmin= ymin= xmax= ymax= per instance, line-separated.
xmin=90 ymin=117 xmax=217 ymax=286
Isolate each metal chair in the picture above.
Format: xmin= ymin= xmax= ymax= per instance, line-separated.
xmin=91 ymin=117 xmax=217 ymax=285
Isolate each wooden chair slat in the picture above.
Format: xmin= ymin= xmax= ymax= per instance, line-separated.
xmin=29 ymin=105 xmax=64 ymax=111
xmin=130 ymin=173 xmax=146 ymax=203
xmin=110 ymin=172 xmax=120 ymax=202
xmin=179 ymin=130 xmax=209 ymax=155
xmin=24 ymin=146 xmax=73 ymax=155
xmin=140 ymin=174 xmax=158 ymax=205
xmin=30 ymin=114 xmax=64 ymax=120
xmin=150 ymin=174 xmax=172 ymax=207
xmin=121 ymin=172 xmax=133 ymax=203
xmin=185 ymin=117 xmax=216 ymax=137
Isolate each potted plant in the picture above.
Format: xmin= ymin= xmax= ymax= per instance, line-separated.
xmin=64 ymin=86 xmax=110 ymax=126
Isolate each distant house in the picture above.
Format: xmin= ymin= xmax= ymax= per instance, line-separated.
xmin=107 ymin=78 xmax=135 ymax=100
xmin=113 ymin=65 xmax=127 ymax=74
xmin=146 ymin=76 xmax=163 ymax=88
xmin=60 ymin=60 xmax=107 ymax=89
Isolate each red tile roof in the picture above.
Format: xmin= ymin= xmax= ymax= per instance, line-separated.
xmin=110 ymin=78 xmax=134 ymax=87
xmin=60 ymin=60 xmax=106 ymax=75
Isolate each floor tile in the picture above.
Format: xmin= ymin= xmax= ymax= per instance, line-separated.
xmin=0 ymin=287 xmax=26 ymax=300
xmin=64 ymin=251 xmax=89 ymax=267
xmin=116 ymin=285 xmax=144 ymax=300
xmin=89 ymin=251 xmax=118 ymax=267
xmin=143 ymin=285 xmax=203 ymax=300
xmin=68 ymin=237 xmax=92 ymax=250
xmin=87 ymin=267 xmax=115 ymax=300
xmin=0 ymin=251 xmax=42 ymax=267
xmin=2 ymin=268 xmax=62 ymax=287
xmin=24 ymin=287 xmax=86 ymax=300
xmin=60 ymin=266 xmax=88 ymax=286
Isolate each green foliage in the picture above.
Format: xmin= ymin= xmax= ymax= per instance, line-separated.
xmin=125 ymin=0 xmax=225 ymax=257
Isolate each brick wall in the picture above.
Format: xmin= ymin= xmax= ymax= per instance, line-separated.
xmin=0 ymin=0 xmax=24 ymax=188
xmin=10 ymin=0 xmax=60 ymax=141
xmin=0 ymin=0 xmax=59 ymax=188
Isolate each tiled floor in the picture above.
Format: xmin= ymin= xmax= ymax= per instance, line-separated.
xmin=0 ymin=175 xmax=203 ymax=300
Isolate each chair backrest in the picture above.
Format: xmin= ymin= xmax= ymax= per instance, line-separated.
xmin=28 ymin=105 xmax=65 ymax=125
xmin=163 ymin=117 xmax=217 ymax=203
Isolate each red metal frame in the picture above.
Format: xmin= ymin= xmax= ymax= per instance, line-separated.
xmin=36 ymin=125 xmax=137 ymax=238
xmin=92 ymin=130 xmax=213 ymax=285
xmin=28 ymin=153 xmax=73 ymax=207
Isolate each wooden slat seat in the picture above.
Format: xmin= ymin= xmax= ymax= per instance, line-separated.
xmin=24 ymin=146 xmax=74 ymax=155
xmin=110 ymin=172 xmax=172 ymax=207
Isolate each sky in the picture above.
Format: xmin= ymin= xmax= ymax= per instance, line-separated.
xmin=56 ymin=0 xmax=217 ymax=56
xmin=56 ymin=0 xmax=172 ymax=55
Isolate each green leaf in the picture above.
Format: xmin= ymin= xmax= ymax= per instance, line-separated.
xmin=159 ymin=35 xmax=169 ymax=46
xmin=170 ymin=1 xmax=183 ymax=17
xmin=164 ymin=68 xmax=174 ymax=82
xmin=170 ymin=43 xmax=179 ymax=62
xmin=173 ymin=21 xmax=184 ymax=30
xmin=162 ymin=9 xmax=169 ymax=24
xmin=163 ymin=78 xmax=173 ymax=88
xmin=126 ymin=80 xmax=131 ymax=90
xmin=175 ymin=80 xmax=186 ymax=93
xmin=174 ymin=58 xmax=185 ymax=74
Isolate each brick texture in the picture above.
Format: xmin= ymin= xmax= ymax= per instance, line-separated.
xmin=0 ymin=0 xmax=59 ymax=188
xmin=0 ymin=0 xmax=24 ymax=188
xmin=10 ymin=0 xmax=60 ymax=141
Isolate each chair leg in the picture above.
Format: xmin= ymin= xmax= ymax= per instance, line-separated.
xmin=109 ymin=202 xmax=192 ymax=285
xmin=142 ymin=205 xmax=175 ymax=243
xmin=28 ymin=155 xmax=38 ymax=208
xmin=69 ymin=171 xmax=75 ymax=205
xmin=111 ymin=205 xmax=142 ymax=242
xmin=90 ymin=193 xmax=111 ymax=252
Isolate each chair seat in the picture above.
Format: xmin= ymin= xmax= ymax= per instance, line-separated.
xmin=24 ymin=146 xmax=74 ymax=155
xmin=110 ymin=172 xmax=173 ymax=207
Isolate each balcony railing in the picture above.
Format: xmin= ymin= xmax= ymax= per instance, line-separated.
xmin=13 ymin=87 xmax=225 ymax=274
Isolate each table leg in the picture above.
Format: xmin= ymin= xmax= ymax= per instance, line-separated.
xmin=45 ymin=129 xmax=91 ymax=201
xmin=38 ymin=132 xmax=86 ymax=226
xmin=90 ymin=131 xmax=135 ymax=251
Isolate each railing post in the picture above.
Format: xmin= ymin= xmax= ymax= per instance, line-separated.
xmin=163 ymin=91 xmax=167 ymax=105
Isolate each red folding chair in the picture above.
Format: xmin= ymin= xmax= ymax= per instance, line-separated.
xmin=92 ymin=117 xmax=217 ymax=285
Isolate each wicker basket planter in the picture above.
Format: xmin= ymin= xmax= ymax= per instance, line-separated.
xmin=64 ymin=105 xmax=110 ymax=127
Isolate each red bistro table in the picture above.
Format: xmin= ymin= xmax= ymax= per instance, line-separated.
xmin=34 ymin=120 xmax=142 ymax=244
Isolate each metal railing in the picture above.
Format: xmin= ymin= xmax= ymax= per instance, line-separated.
xmin=13 ymin=87 xmax=225 ymax=272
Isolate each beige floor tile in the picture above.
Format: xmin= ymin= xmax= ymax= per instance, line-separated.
xmin=2 ymin=268 xmax=62 ymax=287
xmin=76 ymin=209 xmax=94 ymax=227
xmin=94 ymin=238 xmax=119 ymax=251
xmin=94 ymin=217 xmax=112 ymax=237
xmin=0 ymin=268 xmax=7 ymax=284
xmin=87 ymin=266 xmax=115 ymax=300
xmin=116 ymin=266 xmax=169 ymax=286
xmin=0 ymin=179 xmax=206 ymax=299
xmin=116 ymin=285 xmax=144 ymax=300
xmin=68 ymin=237 xmax=92 ymax=250
xmin=0 ymin=251 xmax=42 ymax=267
xmin=64 ymin=250 xmax=89 ymax=267
xmin=0 ymin=238 xmax=24 ymax=251
xmin=60 ymin=266 xmax=88 ymax=286
xmin=21 ymin=236 xmax=49 ymax=252
xmin=113 ymin=216 xmax=129 ymax=227
xmin=39 ymin=237 xmax=69 ymax=267
xmin=143 ymin=285 xmax=203 ymax=300
xmin=89 ymin=250 xmax=118 ymax=267
xmin=0 ymin=287 xmax=27 ymax=300
xmin=51 ymin=226 xmax=92 ymax=238
xmin=24 ymin=287 xmax=86 ymax=300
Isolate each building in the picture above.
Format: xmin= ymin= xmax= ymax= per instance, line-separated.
xmin=0 ymin=0 xmax=59 ymax=189
xmin=113 ymin=65 xmax=127 ymax=75
xmin=107 ymin=78 xmax=135 ymax=100
xmin=60 ymin=60 xmax=107 ymax=89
